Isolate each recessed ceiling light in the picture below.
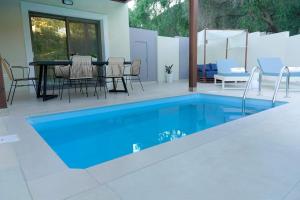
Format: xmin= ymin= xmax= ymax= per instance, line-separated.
xmin=62 ymin=0 xmax=73 ymax=5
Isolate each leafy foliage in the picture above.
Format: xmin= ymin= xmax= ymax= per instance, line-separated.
xmin=129 ymin=0 xmax=300 ymax=36
xmin=129 ymin=0 xmax=189 ymax=37
xmin=165 ymin=64 xmax=173 ymax=74
xmin=238 ymin=0 xmax=300 ymax=34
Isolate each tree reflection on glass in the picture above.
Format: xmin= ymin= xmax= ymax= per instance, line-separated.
xmin=31 ymin=17 xmax=68 ymax=60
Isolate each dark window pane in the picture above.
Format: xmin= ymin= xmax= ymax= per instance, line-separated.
xmin=86 ymin=24 xmax=98 ymax=58
xmin=69 ymin=22 xmax=99 ymax=58
xmin=31 ymin=17 xmax=68 ymax=60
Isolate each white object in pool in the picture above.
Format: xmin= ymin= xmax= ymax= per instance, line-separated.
xmin=0 ymin=134 xmax=20 ymax=144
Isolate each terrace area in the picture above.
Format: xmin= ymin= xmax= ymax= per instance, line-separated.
xmin=1 ymin=81 xmax=300 ymax=200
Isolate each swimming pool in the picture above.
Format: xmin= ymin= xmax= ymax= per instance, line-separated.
xmin=28 ymin=94 xmax=284 ymax=169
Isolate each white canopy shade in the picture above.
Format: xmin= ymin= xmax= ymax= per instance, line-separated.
xmin=197 ymin=30 xmax=246 ymax=48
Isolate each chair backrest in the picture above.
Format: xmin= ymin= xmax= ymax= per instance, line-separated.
xmin=106 ymin=57 xmax=125 ymax=77
xmin=70 ymin=55 xmax=93 ymax=79
xmin=257 ymin=57 xmax=284 ymax=74
xmin=0 ymin=56 xmax=13 ymax=81
xmin=131 ymin=59 xmax=141 ymax=76
xmin=216 ymin=58 xmax=243 ymax=74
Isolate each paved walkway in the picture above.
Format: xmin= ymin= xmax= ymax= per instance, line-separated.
xmin=1 ymin=81 xmax=300 ymax=200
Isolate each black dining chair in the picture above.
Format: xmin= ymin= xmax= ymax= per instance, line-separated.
xmin=60 ymin=55 xmax=98 ymax=103
xmin=124 ymin=59 xmax=144 ymax=91
xmin=0 ymin=56 xmax=37 ymax=105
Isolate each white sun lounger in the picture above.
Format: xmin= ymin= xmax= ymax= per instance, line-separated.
xmin=214 ymin=59 xmax=249 ymax=89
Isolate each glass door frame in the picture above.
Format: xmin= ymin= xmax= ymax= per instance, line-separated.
xmin=29 ymin=11 xmax=103 ymax=60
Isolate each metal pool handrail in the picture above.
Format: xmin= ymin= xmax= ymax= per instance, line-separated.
xmin=272 ymin=66 xmax=290 ymax=104
xmin=242 ymin=66 xmax=290 ymax=114
xmin=242 ymin=66 xmax=262 ymax=113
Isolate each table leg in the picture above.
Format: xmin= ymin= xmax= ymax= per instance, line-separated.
xmin=109 ymin=77 xmax=129 ymax=94
xmin=36 ymin=64 xmax=58 ymax=101
xmin=43 ymin=65 xmax=47 ymax=101
xmin=121 ymin=77 xmax=129 ymax=95
xmin=112 ymin=77 xmax=116 ymax=90
xmin=36 ymin=65 xmax=43 ymax=98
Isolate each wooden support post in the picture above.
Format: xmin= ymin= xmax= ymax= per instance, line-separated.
xmin=203 ymin=28 xmax=207 ymax=82
xmin=0 ymin=57 xmax=7 ymax=109
xmin=189 ymin=0 xmax=198 ymax=91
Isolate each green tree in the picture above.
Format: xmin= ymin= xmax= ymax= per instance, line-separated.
xmin=129 ymin=0 xmax=189 ymax=37
xmin=129 ymin=0 xmax=300 ymax=36
xmin=238 ymin=0 xmax=300 ymax=35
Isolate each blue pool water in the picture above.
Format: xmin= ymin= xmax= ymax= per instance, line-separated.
xmin=28 ymin=94 xmax=284 ymax=169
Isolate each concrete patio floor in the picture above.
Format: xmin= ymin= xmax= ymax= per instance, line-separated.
xmin=1 ymin=80 xmax=300 ymax=200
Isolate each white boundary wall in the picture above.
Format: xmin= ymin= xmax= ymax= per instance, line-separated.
xmin=157 ymin=36 xmax=179 ymax=83
xmin=285 ymin=34 xmax=300 ymax=67
xmin=197 ymin=31 xmax=300 ymax=70
xmin=156 ymin=31 xmax=300 ymax=84
xmin=247 ymin=31 xmax=290 ymax=71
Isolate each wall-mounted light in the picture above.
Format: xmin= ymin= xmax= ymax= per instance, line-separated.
xmin=62 ymin=0 xmax=73 ymax=6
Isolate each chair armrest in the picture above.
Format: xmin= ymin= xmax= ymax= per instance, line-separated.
xmin=10 ymin=66 xmax=31 ymax=79
xmin=11 ymin=66 xmax=30 ymax=69
xmin=58 ymin=65 xmax=70 ymax=78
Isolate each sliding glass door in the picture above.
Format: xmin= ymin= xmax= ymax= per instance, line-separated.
xmin=30 ymin=16 xmax=68 ymax=60
xmin=30 ymin=12 xmax=102 ymax=60
xmin=68 ymin=21 xmax=99 ymax=58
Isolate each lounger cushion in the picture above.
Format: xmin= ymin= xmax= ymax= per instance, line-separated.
xmin=217 ymin=73 xmax=249 ymax=77
xmin=290 ymin=72 xmax=300 ymax=76
xmin=197 ymin=63 xmax=218 ymax=79
xmin=257 ymin=57 xmax=284 ymax=74
xmin=206 ymin=71 xmax=217 ymax=78
xmin=263 ymin=72 xmax=300 ymax=77
xmin=217 ymin=59 xmax=243 ymax=74
xmin=210 ymin=63 xmax=217 ymax=71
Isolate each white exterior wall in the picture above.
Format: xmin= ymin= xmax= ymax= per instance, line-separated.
xmin=247 ymin=32 xmax=289 ymax=71
xmin=245 ymin=32 xmax=264 ymax=70
xmin=157 ymin=36 xmax=179 ymax=83
xmin=0 ymin=0 xmax=130 ymax=90
xmin=285 ymin=34 xmax=300 ymax=67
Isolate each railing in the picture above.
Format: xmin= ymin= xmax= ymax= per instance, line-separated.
xmin=242 ymin=66 xmax=290 ymax=114
xmin=242 ymin=66 xmax=262 ymax=113
xmin=272 ymin=66 xmax=290 ymax=104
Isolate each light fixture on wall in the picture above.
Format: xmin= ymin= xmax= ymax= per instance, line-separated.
xmin=62 ymin=0 xmax=73 ymax=6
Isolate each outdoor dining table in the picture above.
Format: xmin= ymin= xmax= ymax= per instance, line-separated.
xmin=29 ymin=60 xmax=131 ymax=101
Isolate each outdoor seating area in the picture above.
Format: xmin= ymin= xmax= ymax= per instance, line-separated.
xmin=0 ymin=56 xmax=37 ymax=105
xmin=0 ymin=55 xmax=144 ymax=105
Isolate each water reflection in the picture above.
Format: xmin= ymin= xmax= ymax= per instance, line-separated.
xmin=132 ymin=143 xmax=141 ymax=153
xmin=132 ymin=130 xmax=187 ymax=153
xmin=158 ymin=129 xmax=187 ymax=143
